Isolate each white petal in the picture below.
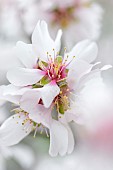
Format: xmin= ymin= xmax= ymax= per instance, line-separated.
xmin=77 ymin=69 xmax=102 ymax=91
xmin=71 ymin=69 xmax=108 ymax=127
xmin=58 ymin=115 xmax=74 ymax=154
xmin=49 ymin=120 xmax=68 ymax=157
xmin=64 ymin=40 xmax=98 ymax=65
xmin=55 ymin=29 xmax=62 ymax=53
xmin=0 ymin=85 xmax=21 ymax=104
xmin=40 ymin=81 xmax=60 ymax=108
xmin=2 ymin=95 xmax=21 ymax=105
xmin=0 ymin=114 xmax=33 ymax=146
xmin=2 ymin=84 xmax=20 ymax=95
xmin=32 ymin=20 xmax=62 ymax=62
xmin=20 ymin=89 xmax=41 ymax=112
xmin=1 ymin=80 xmax=60 ymax=107
xmin=2 ymin=84 xmax=31 ymax=96
xmin=67 ymin=60 xmax=93 ymax=90
xmin=66 ymin=125 xmax=74 ymax=154
xmin=20 ymin=90 xmax=52 ymax=128
xmin=16 ymin=41 xmax=37 ymax=68
xmin=101 ymin=65 xmax=112 ymax=70
xmin=29 ymin=105 xmax=52 ymax=128
xmin=7 ymin=68 xmax=45 ymax=86
xmin=60 ymin=110 xmax=85 ymax=125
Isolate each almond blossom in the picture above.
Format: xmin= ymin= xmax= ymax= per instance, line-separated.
xmin=34 ymin=0 xmax=103 ymax=49
xmin=0 ymin=20 xmax=111 ymax=157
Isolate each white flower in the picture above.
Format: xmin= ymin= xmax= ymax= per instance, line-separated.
xmin=34 ymin=0 xmax=103 ymax=49
xmin=0 ymin=20 xmax=111 ymax=157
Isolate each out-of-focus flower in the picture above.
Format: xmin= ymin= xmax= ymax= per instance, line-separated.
xmin=0 ymin=21 xmax=111 ymax=157
xmin=0 ymin=144 xmax=35 ymax=170
xmin=34 ymin=0 xmax=103 ymax=49
xmin=0 ymin=0 xmax=37 ymax=42
xmin=0 ymin=0 xmax=103 ymax=48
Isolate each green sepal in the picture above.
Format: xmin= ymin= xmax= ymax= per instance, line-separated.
xmin=40 ymin=76 xmax=50 ymax=85
xmin=33 ymin=122 xmax=37 ymax=127
xmin=38 ymin=123 xmax=41 ymax=127
xmin=38 ymin=60 xmax=48 ymax=70
xmin=32 ymin=83 xmax=43 ymax=88
xmin=58 ymin=81 xmax=67 ymax=88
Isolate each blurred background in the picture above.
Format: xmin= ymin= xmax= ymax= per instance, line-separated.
xmin=0 ymin=0 xmax=113 ymax=170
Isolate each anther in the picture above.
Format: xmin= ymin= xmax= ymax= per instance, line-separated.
xmin=60 ymin=91 xmax=62 ymax=94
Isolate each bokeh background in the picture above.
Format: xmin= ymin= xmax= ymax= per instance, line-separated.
xmin=0 ymin=0 xmax=113 ymax=170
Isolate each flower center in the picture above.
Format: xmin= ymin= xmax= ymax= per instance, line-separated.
xmin=32 ymin=50 xmax=75 ymax=114
xmin=46 ymin=56 xmax=68 ymax=81
xmin=48 ymin=2 xmax=92 ymax=28
xmin=50 ymin=6 xmax=76 ymax=28
xmin=37 ymin=49 xmax=71 ymax=84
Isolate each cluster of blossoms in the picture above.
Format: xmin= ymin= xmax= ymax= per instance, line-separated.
xmin=0 ymin=21 xmax=111 ymax=156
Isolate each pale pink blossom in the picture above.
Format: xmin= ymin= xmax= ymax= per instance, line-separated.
xmin=0 ymin=20 xmax=111 ymax=156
